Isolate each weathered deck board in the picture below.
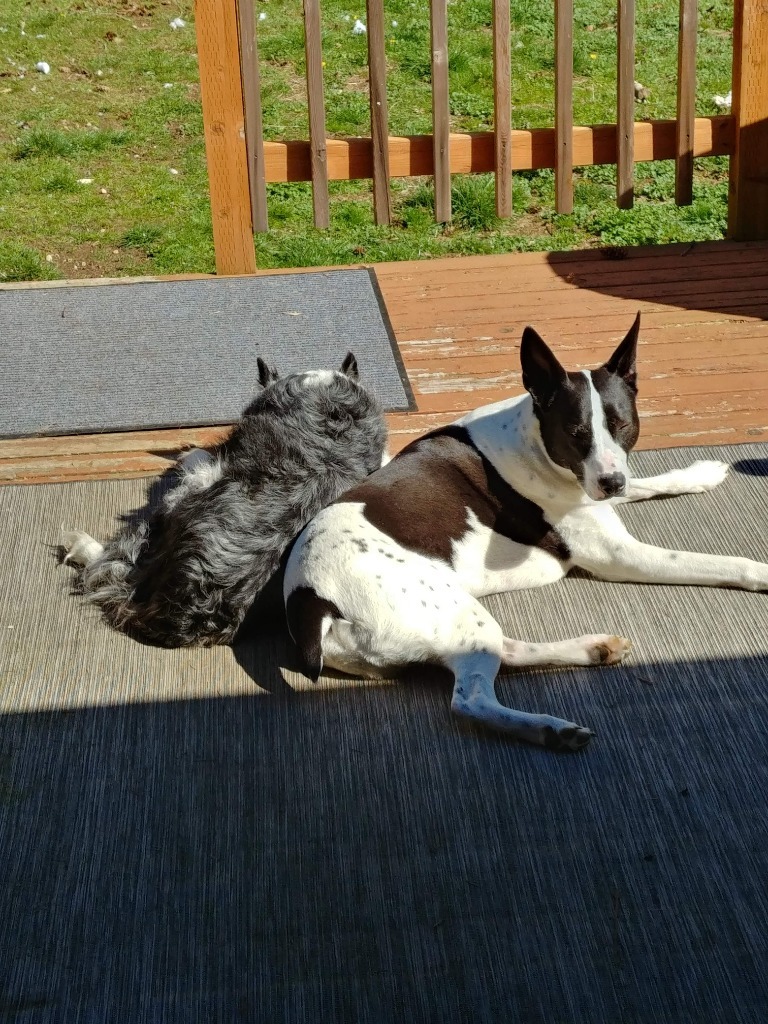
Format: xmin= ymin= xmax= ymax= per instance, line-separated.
xmin=2 ymin=241 xmax=768 ymax=484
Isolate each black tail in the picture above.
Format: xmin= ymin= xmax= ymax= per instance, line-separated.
xmin=285 ymin=586 xmax=341 ymax=682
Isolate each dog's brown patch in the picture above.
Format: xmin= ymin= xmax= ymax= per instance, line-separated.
xmin=338 ymin=425 xmax=570 ymax=564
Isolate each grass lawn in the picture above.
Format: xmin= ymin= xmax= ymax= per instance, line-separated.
xmin=0 ymin=0 xmax=734 ymax=281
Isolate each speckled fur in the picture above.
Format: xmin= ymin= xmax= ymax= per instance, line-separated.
xmin=63 ymin=355 xmax=387 ymax=647
xmin=284 ymin=317 xmax=768 ymax=750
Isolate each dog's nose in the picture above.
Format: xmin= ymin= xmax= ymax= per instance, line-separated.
xmin=598 ymin=472 xmax=626 ymax=497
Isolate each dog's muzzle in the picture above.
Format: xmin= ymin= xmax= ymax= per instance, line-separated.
xmin=597 ymin=472 xmax=626 ymax=498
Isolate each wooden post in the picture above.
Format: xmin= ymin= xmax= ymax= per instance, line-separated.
xmin=616 ymin=0 xmax=635 ymax=209
xmin=195 ymin=0 xmax=257 ymax=275
xmin=304 ymin=0 xmax=330 ymax=229
xmin=728 ymin=0 xmax=768 ymax=239
xmin=492 ymin=0 xmax=512 ymax=218
xmin=554 ymin=0 xmax=574 ymax=214
xmin=237 ymin=0 xmax=269 ymax=232
xmin=430 ymin=0 xmax=451 ymax=223
xmin=367 ymin=0 xmax=392 ymax=225
xmin=675 ymin=0 xmax=697 ymax=206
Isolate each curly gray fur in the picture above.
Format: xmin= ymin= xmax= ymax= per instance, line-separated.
xmin=64 ymin=355 xmax=387 ymax=647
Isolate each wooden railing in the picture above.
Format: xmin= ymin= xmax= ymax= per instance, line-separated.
xmin=193 ymin=0 xmax=768 ymax=276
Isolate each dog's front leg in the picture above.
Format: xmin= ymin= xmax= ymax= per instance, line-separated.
xmin=564 ymin=506 xmax=768 ymax=591
xmin=612 ymin=460 xmax=729 ymax=504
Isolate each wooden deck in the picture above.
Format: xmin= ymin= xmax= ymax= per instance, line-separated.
xmin=2 ymin=239 xmax=768 ymax=485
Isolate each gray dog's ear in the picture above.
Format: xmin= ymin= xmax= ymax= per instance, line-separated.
xmin=257 ymin=357 xmax=280 ymax=388
xmin=340 ymin=352 xmax=359 ymax=380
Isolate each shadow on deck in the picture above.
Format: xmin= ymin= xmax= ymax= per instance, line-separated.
xmin=2 ymin=445 xmax=768 ymax=1020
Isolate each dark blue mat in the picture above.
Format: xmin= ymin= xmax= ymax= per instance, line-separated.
xmin=0 ymin=269 xmax=414 ymax=438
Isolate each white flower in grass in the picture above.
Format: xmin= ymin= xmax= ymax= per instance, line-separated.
xmin=352 ymin=18 xmax=366 ymax=34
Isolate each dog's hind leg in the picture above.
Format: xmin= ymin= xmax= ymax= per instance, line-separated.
xmin=61 ymin=530 xmax=104 ymax=566
xmin=447 ymin=649 xmax=595 ymax=752
xmin=501 ymin=634 xmax=631 ymax=668
xmin=177 ymin=448 xmax=214 ymax=473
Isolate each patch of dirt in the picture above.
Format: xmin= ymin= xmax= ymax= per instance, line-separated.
xmin=45 ymin=240 xmax=153 ymax=279
xmin=86 ymin=0 xmax=173 ymax=14
xmin=344 ymin=72 xmax=369 ymax=93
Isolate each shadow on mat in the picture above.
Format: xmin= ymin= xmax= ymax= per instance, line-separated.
xmin=2 ymin=646 xmax=768 ymax=1024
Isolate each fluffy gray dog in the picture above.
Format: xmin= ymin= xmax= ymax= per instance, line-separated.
xmin=62 ymin=353 xmax=387 ymax=647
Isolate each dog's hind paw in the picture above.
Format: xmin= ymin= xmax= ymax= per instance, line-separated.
xmin=586 ymin=634 xmax=632 ymax=665
xmin=61 ymin=530 xmax=104 ymax=566
xmin=679 ymin=459 xmax=730 ymax=493
xmin=543 ymin=722 xmax=595 ymax=752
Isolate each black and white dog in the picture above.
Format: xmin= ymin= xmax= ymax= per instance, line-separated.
xmin=63 ymin=354 xmax=387 ymax=647
xmin=284 ymin=314 xmax=768 ymax=751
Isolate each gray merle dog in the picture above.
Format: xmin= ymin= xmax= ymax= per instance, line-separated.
xmin=63 ymin=353 xmax=387 ymax=647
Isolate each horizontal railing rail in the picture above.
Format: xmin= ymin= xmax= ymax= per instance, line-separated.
xmin=193 ymin=0 xmax=768 ymax=275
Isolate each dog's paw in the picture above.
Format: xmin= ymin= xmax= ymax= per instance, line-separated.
xmin=177 ymin=448 xmax=214 ymax=473
xmin=678 ymin=459 xmax=730 ymax=493
xmin=61 ymin=530 xmax=104 ymax=566
xmin=584 ymin=634 xmax=632 ymax=665
xmin=543 ymin=722 xmax=595 ymax=753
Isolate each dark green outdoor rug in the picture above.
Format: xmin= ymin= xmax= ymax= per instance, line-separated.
xmin=0 ymin=269 xmax=413 ymax=439
xmin=1 ymin=443 xmax=768 ymax=1022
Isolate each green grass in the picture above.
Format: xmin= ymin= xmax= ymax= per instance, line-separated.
xmin=0 ymin=0 xmax=735 ymax=280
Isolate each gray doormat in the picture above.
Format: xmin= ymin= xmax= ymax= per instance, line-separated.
xmin=2 ymin=443 xmax=768 ymax=1022
xmin=0 ymin=269 xmax=414 ymax=438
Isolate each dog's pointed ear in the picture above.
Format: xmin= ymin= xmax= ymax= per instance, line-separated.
xmin=257 ymin=357 xmax=279 ymax=388
xmin=520 ymin=326 xmax=566 ymax=408
xmin=603 ymin=313 xmax=640 ymax=391
xmin=340 ymin=351 xmax=359 ymax=380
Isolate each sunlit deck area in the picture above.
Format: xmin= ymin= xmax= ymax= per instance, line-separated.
xmin=3 ymin=242 xmax=768 ymax=1020
xmin=2 ymin=239 xmax=768 ymax=485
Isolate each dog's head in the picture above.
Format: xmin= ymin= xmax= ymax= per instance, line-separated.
xmin=520 ymin=314 xmax=640 ymax=500
xmin=242 ymin=351 xmax=387 ymax=475
xmin=255 ymin=352 xmax=359 ymax=391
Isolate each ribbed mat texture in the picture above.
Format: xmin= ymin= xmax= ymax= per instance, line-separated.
xmin=1 ymin=444 xmax=768 ymax=1022
xmin=0 ymin=270 xmax=413 ymax=438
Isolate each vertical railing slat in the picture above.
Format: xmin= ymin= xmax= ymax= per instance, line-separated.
xmin=303 ymin=0 xmax=330 ymax=229
xmin=492 ymin=0 xmax=512 ymax=218
xmin=675 ymin=0 xmax=698 ymax=206
xmin=616 ymin=0 xmax=635 ymax=209
xmin=366 ymin=0 xmax=392 ymax=225
xmin=554 ymin=0 xmax=574 ymax=214
xmin=728 ymin=0 xmax=768 ymax=238
xmin=430 ymin=0 xmax=451 ymax=223
xmin=236 ymin=0 xmax=268 ymax=232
